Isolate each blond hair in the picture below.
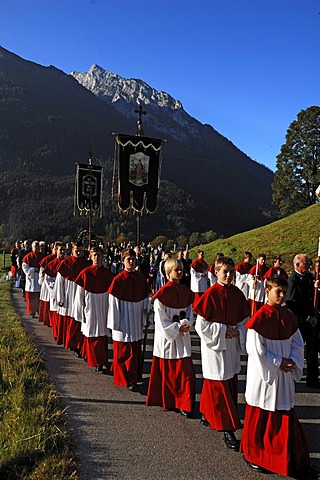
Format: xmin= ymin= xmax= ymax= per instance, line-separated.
xmin=165 ymin=258 xmax=183 ymax=277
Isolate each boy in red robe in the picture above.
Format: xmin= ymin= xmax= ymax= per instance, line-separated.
xmin=263 ymin=255 xmax=288 ymax=279
xmin=194 ymin=256 xmax=250 ymax=451
xmin=241 ymin=274 xmax=319 ymax=479
xmin=73 ymin=247 xmax=114 ymax=371
xmin=22 ymin=240 xmax=45 ymax=317
xmin=107 ymin=249 xmax=149 ymax=390
xmin=247 ymin=254 xmax=268 ymax=315
xmin=42 ymin=244 xmax=66 ymax=340
xmin=55 ymin=241 xmax=90 ymax=354
xmin=146 ymin=258 xmax=195 ymax=417
xmin=190 ymin=250 xmax=208 ymax=304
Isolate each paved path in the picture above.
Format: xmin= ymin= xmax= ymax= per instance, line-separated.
xmin=12 ymin=286 xmax=320 ymax=480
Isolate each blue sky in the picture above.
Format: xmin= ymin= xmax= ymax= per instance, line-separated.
xmin=1 ymin=0 xmax=320 ymax=171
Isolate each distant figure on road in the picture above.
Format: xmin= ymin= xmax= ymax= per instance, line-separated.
xmin=54 ymin=241 xmax=90 ymax=354
xmin=247 ymin=253 xmax=268 ymax=314
xmin=38 ymin=243 xmax=57 ymax=325
xmin=22 ymin=240 xmax=45 ymax=317
xmin=180 ymin=249 xmax=192 ymax=288
xmin=286 ymin=254 xmax=320 ymax=389
xmin=190 ymin=250 xmax=208 ymax=305
xmin=263 ymin=255 xmax=288 ymax=280
xmin=42 ymin=243 xmax=66 ymax=341
xmin=234 ymin=251 xmax=253 ymax=300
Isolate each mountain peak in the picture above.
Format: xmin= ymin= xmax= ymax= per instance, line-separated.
xmin=72 ymin=65 xmax=183 ymax=107
xmin=70 ymin=65 xmax=203 ymax=139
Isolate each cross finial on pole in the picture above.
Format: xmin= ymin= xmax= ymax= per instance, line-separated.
xmin=135 ymin=105 xmax=146 ymax=136
xmin=88 ymin=147 xmax=93 ymax=165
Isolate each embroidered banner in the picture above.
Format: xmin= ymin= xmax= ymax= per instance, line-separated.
xmin=116 ymin=134 xmax=163 ymax=213
xmin=76 ymin=163 xmax=103 ymax=213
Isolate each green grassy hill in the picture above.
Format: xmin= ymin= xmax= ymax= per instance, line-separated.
xmin=191 ymin=203 xmax=320 ymax=270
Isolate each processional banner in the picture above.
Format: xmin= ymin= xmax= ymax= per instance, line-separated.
xmin=75 ymin=163 xmax=103 ymax=214
xmin=115 ymin=134 xmax=163 ymax=213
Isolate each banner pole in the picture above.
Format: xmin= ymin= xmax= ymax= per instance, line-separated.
xmin=136 ymin=213 xmax=141 ymax=246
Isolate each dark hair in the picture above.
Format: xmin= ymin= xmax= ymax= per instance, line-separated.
xmin=72 ymin=241 xmax=83 ymax=248
xmin=90 ymin=246 xmax=103 ymax=255
xmin=215 ymin=256 xmax=235 ymax=271
xmin=121 ymin=248 xmax=135 ymax=261
xmin=54 ymin=241 xmax=64 ymax=248
xmin=265 ymin=274 xmax=288 ymax=289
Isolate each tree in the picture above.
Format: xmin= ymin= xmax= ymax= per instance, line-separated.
xmin=202 ymin=230 xmax=218 ymax=244
xmin=272 ymin=106 xmax=320 ymax=216
xmin=189 ymin=232 xmax=204 ymax=248
xmin=151 ymin=235 xmax=168 ymax=249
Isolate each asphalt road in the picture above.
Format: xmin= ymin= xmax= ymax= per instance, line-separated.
xmin=12 ymin=286 xmax=320 ymax=480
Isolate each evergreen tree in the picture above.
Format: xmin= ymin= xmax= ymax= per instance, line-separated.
xmin=272 ymin=106 xmax=320 ymax=216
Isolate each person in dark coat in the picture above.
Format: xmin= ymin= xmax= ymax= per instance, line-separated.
xmin=286 ymin=254 xmax=320 ymax=389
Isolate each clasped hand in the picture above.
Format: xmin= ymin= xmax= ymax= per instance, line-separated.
xmin=280 ymin=358 xmax=295 ymax=372
xmin=225 ymin=326 xmax=239 ymax=339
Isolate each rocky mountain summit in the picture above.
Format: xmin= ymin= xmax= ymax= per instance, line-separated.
xmin=71 ymin=65 xmax=213 ymax=139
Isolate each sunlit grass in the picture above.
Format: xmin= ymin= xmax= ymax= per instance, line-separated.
xmin=0 ymin=281 xmax=79 ymax=479
xmin=191 ymin=203 xmax=320 ymax=268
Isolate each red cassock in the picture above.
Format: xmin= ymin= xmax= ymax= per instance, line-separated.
xmin=107 ymin=269 xmax=149 ymax=387
xmin=42 ymin=257 xmax=64 ymax=340
xmin=146 ymin=282 xmax=195 ymax=412
xmin=263 ymin=265 xmax=288 ymax=279
xmin=40 ymin=254 xmax=56 ymax=269
xmin=190 ymin=258 xmax=209 ymax=305
xmin=38 ymin=253 xmax=56 ymax=325
xmin=22 ymin=251 xmax=45 ymax=316
xmin=38 ymin=297 xmax=51 ymax=325
xmin=57 ymin=256 xmax=90 ymax=351
xmin=194 ymin=283 xmax=250 ymax=431
xmin=190 ymin=258 xmax=208 ymax=273
xmin=234 ymin=261 xmax=252 ymax=274
xmin=240 ymin=304 xmax=310 ymax=476
xmin=74 ymin=265 xmax=114 ymax=368
xmin=248 ymin=263 xmax=269 ymax=314
xmin=247 ymin=263 xmax=269 ymax=281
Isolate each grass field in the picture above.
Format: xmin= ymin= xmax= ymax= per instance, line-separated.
xmin=0 ymin=280 xmax=79 ymax=480
xmin=190 ymin=202 xmax=320 ymax=269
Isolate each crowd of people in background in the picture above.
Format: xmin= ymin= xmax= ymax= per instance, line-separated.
xmin=6 ymin=238 xmax=320 ymax=479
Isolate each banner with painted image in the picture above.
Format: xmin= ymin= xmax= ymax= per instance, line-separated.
xmin=116 ymin=134 xmax=163 ymax=213
xmin=75 ymin=163 xmax=103 ymax=213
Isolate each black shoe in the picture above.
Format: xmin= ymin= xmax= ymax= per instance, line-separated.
xmin=200 ymin=415 xmax=210 ymax=427
xmin=127 ymin=383 xmax=138 ymax=391
xmin=244 ymin=457 xmax=267 ymax=474
xmin=179 ymin=409 xmax=191 ymax=418
xmin=306 ymin=380 xmax=320 ymax=389
xmin=223 ymin=431 xmax=240 ymax=451
xmin=95 ymin=365 xmax=108 ymax=372
xmin=73 ymin=349 xmax=82 ymax=358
